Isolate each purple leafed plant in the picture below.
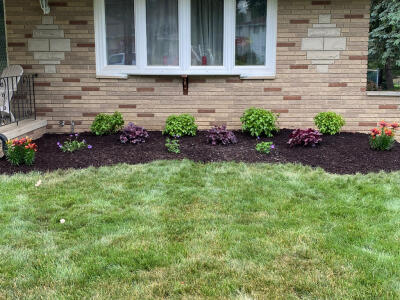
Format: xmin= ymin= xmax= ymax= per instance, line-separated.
xmin=120 ymin=123 xmax=149 ymax=144
xmin=207 ymin=126 xmax=238 ymax=146
xmin=288 ymin=128 xmax=322 ymax=147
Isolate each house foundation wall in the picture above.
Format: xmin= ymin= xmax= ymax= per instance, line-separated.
xmin=4 ymin=0 xmax=399 ymax=133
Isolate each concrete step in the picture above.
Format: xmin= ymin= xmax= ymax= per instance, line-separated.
xmin=0 ymin=119 xmax=47 ymax=158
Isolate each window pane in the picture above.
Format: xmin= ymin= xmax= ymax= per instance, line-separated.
xmin=191 ymin=0 xmax=224 ymax=66
xmin=235 ymin=0 xmax=267 ymax=66
xmin=105 ymin=0 xmax=135 ymax=66
xmin=146 ymin=0 xmax=179 ymax=66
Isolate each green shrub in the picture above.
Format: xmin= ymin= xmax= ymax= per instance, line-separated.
xmin=256 ymin=142 xmax=275 ymax=154
xmin=165 ymin=138 xmax=180 ymax=154
xmin=314 ymin=112 xmax=345 ymax=135
xmin=163 ymin=114 xmax=197 ymax=137
xmin=90 ymin=112 xmax=124 ymax=136
xmin=240 ymin=108 xmax=279 ymax=137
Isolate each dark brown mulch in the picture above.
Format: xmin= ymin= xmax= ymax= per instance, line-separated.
xmin=0 ymin=129 xmax=399 ymax=175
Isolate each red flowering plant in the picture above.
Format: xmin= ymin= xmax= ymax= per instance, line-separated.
xmin=369 ymin=121 xmax=398 ymax=151
xmin=5 ymin=136 xmax=38 ymax=166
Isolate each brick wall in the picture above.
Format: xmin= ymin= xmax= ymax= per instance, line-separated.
xmin=4 ymin=0 xmax=400 ymax=133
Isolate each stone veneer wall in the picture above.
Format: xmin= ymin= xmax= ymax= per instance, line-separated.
xmin=4 ymin=0 xmax=400 ymax=133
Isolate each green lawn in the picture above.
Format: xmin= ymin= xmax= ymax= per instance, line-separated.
xmin=1 ymin=160 xmax=399 ymax=299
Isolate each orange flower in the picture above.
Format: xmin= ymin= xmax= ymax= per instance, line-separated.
xmin=371 ymin=128 xmax=381 ymax=135
xmin=379 ymin=121 xmax=389 ymax=128
xmin=385 ymin=129 xmax=393 ymax=137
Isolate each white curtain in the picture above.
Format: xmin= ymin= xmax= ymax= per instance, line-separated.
xmin=191 ymin=0 xmax=224 ymax=66
xmin=235 ymin=0 xmax=267 ymax=66
xmin=146 ymin=0 xmax=179 ymax=66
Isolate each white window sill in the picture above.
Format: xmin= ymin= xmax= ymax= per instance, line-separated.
xmin=367 ymin=91 xmax=400 ymax=97
xmin=96 ymin=74 xmax=128 ymax=80
xmin=96 ymin=72 xmax=276 ymax=80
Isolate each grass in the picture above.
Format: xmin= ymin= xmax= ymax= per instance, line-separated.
xmin=0 ymin=160 xmax=400 ymax=299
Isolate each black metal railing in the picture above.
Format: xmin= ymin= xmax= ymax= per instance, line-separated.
xmin=0 ymin=74 xmax=37 ymax=127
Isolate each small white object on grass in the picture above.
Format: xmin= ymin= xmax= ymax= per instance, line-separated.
xmin=60 ymin=219 xmax=65 ymax=224
xmin=35 ymin=180 xmax=42 ymax=187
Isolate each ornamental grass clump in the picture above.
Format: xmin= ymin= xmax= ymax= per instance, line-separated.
xmin=57 ymin=133 xmax=92 ymax=153
xmin=120 ymin=123 xmax=149 ymax=144
xmin=241 ymin=108 xmax=279 ymax=137
xmin=90 ymin=111 xmax=124 ymax=136
xmin=163 ymin=114 xmax=198 ymax=137
xmin=314 ymin=112 xmax=345 ymax=135
xmin=6 ymin=137 xmax=38 ymax=166
xmin=288 ymin=128 xmax=322 ymax=147
xmin=369 ymin=121 xmax=398 ymax=151
xmin=207 ymin=126 xmax=238 ymax=146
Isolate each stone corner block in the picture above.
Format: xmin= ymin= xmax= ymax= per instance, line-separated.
xmin=324 ymin=37 xmax=347 ymax=51
xmin=28 ymin=39 xmax=49 ymax=51
xmin=308 ymin=28 xmax=341 ymax=38
xmin=44 ymin=65 xmax=57 ymax=74
xmin=42 ymin=16 xmax=54 ymax=25
xmin=319 ymin=14 xmax=331 ymax=24
xmin=50 ymin=39 xmax=71 ymax=52
xmin=301 ymin=38 xmax=323 ymax=51
xmin=34 ymin=52 xmax=65 ymax=61
xmin=316 ymin=65 xmax=329 ymax=73
xmin=312 ymin=60 xmax=335 ymax=65
xmin=33 ymin=29 xmax=64 ymax=39
xmin=307 ymin=51 xmax=340 ymax=60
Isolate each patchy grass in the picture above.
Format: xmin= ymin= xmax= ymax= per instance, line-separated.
xmin=0 ymin=160 xmax=399 ymax=299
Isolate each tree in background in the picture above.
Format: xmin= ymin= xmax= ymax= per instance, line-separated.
xmin=369 ymin=0 xmax=400 ymax=90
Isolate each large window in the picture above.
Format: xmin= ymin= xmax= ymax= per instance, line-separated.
xmin=94 ymin=0 xmax=277 ymax=77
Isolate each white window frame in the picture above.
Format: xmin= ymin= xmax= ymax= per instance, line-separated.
xmin=94 ymin=0 xmax=277 ymax=78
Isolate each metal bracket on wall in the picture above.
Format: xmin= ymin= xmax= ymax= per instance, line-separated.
xmin=182 ymin=75 xmax=189 ymax=96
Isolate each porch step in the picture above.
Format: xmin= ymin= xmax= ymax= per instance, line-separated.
xmin=0 ymin=119 xmax=47 ymax=158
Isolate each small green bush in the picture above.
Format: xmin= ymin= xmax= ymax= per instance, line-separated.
xmin=163 ymin=114 xmax=197 ymax=137
xmin=165 ymin=138 xmax=180 ymax=154
xmin=256 ymin=142 xmax=275 ymax=154
xmin=314 ymin=112 xmax=345 ymax=135
xmin=90 ymin=112 xmax=124 ymax=136
xmin=240 ymin=108 xmax=279 ymax=137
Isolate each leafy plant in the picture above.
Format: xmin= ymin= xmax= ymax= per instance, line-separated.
xmin=163 ymin=114 xmax=198 ymax=137
xmin=165 ymin=138 xmax=180 ymax=154
xmin=369 ymin=121 xmax=398 ymax=151
xmin=207 ymin=126 xmax=238 ymax=146
xmin=314 ymin=112 xmax=345 ymax=135
xmin=5 ymin=137 xmax=38 ymax=166
xmin=288 ymin=129 xmax=322 ymax=147
xmin=256 ymin=142 xmax=275 ymax=154
xmin=90 ymin=112 xmax=124 ymax=136
xmin=120 ymin=123 xmax=149 ymax=144
xmin=57 ymin=133 xmax=92 ymax=153
xmin=240 ymin=108 xmax=279 ymax=137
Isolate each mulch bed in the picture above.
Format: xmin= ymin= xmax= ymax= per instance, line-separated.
xmin=1 ymin=129 xmax=399 ymax=175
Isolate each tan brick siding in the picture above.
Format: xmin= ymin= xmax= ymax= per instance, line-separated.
xmin=4 ymin=0 xmax=399 ymax=133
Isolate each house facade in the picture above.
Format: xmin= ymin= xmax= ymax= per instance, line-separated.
xmin=2 ymin=0 xmax=399 ymax=133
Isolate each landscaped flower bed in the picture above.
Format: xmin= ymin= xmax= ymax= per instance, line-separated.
xmin=1 ymin=129 xmax=400 ymax=175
